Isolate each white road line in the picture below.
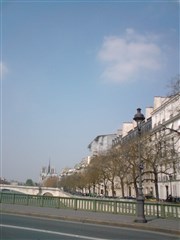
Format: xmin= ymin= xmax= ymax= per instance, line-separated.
xmin=0 ymin=224 xmax=109 ymax=240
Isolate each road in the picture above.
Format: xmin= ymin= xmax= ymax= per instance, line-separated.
xmin=0 ymin=213 xmax=178 ymax=240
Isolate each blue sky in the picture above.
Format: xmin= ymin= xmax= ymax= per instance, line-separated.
xmin=1 ymin=0 xmax=179 ymax=182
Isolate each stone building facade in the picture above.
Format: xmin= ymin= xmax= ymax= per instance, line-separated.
xmin=88 ymin=94 xmax=180 ymax=199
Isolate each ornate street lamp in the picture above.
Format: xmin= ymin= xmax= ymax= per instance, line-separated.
xmin=133 ymin=108 xmax=147 ymax=223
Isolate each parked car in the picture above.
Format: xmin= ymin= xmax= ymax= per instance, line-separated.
xmin=173 ymin=197 xmax=180 ymax=203
xmin=165 ymin=195 xmax=180 ymax=204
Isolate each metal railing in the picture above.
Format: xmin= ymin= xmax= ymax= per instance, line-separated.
xmin=0 ymin=192 xmax=179 ymax=219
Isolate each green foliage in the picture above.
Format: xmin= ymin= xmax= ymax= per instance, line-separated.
xmin=25 ymin=179 xmax=34 ymax=186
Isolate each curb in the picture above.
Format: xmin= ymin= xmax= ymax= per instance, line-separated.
xmin=1 ymin=209 xmax=180 ymax=237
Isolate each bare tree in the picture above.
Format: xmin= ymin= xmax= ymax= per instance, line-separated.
xmin=84 ymin=155 xmax=103 ymax=196
xmin=110 ymin=146 xmax=130 ymax=197
xmin=167 ymin=75 xmax=180 ymax=97
xmin=43 ymin=176 xmax=59 ymax=188
xmin=103 ymin=151 xmax=117 ymax=197
xmin=142 ymin=127 xmax=179 ymax=200
xmin=115 ymin=137 xmax=139 ymax=197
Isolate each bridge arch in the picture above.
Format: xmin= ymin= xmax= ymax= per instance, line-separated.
xmin=1 ymin=188 xmax=27 ymax=195
xmin=43 ymin=192 xmax=53 ymax=196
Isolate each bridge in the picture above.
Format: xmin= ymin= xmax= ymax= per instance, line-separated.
xmin=0 ymin=184 xmax=71 ymax=197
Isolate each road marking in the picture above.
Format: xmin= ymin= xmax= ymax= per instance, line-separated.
xmin=0 ymin=224 xmax=108 ymax=240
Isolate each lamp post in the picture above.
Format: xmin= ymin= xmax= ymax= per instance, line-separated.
xmin=133 ymin=108 xmax=147 ymax=223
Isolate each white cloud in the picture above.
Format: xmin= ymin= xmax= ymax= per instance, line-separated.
xmin=98 ymin=29 xmax=165 ymax=83
xmin=0 ymin=62 xmax=8 ymax=78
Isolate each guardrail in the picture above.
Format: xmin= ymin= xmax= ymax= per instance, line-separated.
xmin=0 ymin=192 xmax=179 ymax=219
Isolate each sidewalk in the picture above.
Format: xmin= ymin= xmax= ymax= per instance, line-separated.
xmin=1 ymin=203 xmax=180 ymax=236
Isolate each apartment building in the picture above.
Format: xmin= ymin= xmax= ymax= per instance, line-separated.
xmin=152 ymin=94 xmax=180 ymax=199
xmin=88 ymin=134 xmax=117 ymax=156
xmin=87 ymin=94 xmax=180 ymax=199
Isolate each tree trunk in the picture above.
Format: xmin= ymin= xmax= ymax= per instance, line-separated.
xmin=111 ymin=180 xmax=115 ymax=197
xmin=120 ymin=177 xmax=125 ymax=197
xmin=134 ymin=180 xmax=138 ymax=197
xmin=104 ymin=184 xmax=107 ymax=197
xmin=154 ymin=172 xmax=159 ymax=201
xmin=93 ymin=184 xmax=96 ymax=194
xmin=88 ymin=186 xmax=91 ymax=195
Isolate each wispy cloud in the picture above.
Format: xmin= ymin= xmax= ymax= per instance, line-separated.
xmin=0 ymin=62 xmax=8 ymax=78
xmin=98 ymin=28 xmax=165 ymax=83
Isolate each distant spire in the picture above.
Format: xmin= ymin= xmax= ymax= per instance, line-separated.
xmin=48 ymin=158 xmax=51 ymax=174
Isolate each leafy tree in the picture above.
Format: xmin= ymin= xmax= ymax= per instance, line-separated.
xmin=25 ymin=179 xmax=34 ymax=186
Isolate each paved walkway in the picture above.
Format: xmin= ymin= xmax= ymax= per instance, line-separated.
xmin=0 ymin=203 xmax=180 ymax=236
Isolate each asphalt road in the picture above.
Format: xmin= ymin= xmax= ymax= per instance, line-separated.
xmin=0 ymin=213 xmax=179 ymax=240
